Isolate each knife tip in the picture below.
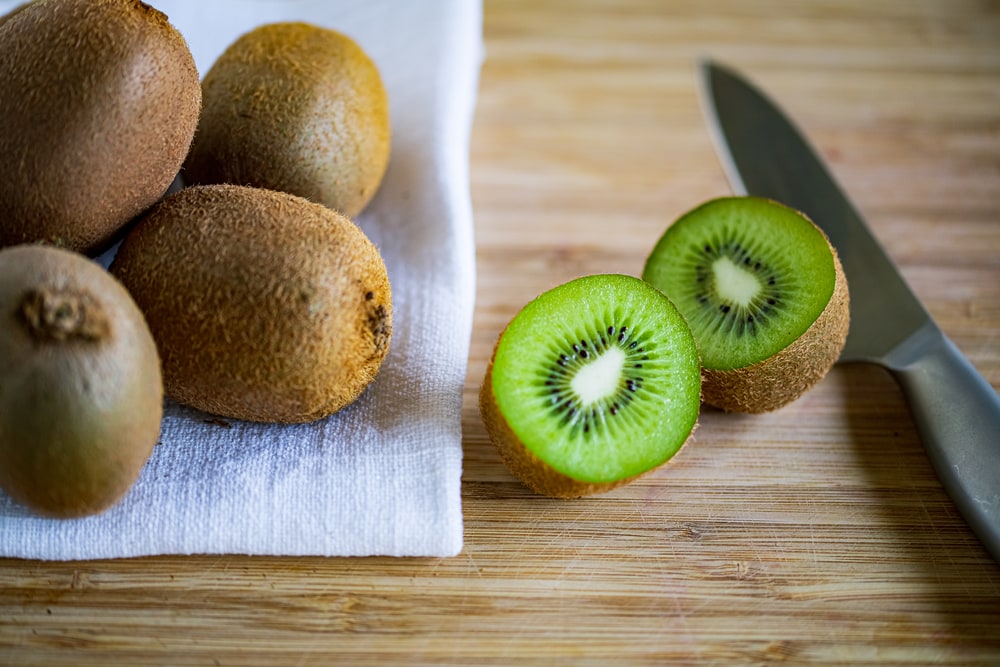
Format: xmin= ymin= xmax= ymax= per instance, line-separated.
xmin=697 ymin=59 xmax=739 ymax=96
xmin=696 ymin=57 xmax=716 ymax=77
xmin=697 ymin=58 xmax=738 ymax=82
xmin=695 ymin=59 xmax=717 ymax=98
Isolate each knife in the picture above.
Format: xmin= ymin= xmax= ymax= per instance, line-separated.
xmin=699 ymin=60 xmax=1000 ymax=563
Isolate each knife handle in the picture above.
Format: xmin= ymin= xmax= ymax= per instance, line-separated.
xmin=887 ymin=330 xmax=1000 ymax=563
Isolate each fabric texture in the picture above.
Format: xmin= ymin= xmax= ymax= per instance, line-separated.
xmin=0 ymin=0 xmax=481 ymax=559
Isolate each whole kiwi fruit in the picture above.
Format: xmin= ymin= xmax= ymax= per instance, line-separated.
xmin=0 ymin=0 xmax=201 ymax=255
xmin=642 ymin=196 xmax=850 ymax=413
xmin=110 ymin=184 xmax=393 ymax=424
xmin=480 ymin=274 xmax=702 ymax=498
xmin=183 ymin=22 xmax=391 ymax=218
xmin=0 ymin=244 xmax=163 ymax=518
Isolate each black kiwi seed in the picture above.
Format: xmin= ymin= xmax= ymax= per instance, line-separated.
xmin=681 ymin=236 xmax=788 ymax=337
xmin=540 ymin=323 xmax=652 ymax=437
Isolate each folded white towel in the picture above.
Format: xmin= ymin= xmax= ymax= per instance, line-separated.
xmin=0 ymin=0 xmax=481 ymax=559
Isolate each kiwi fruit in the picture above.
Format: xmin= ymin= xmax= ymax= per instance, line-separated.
xmin=110 ymin=184 xmax=392 ymax=424
xmin=0 ymin=244 xmax=163 ymax=518
xmin=0 ymin=0 xmax=201 ymax=256
xmin=183 ymin=22 xmax=391 ymax=219
xmin=480 ymin=274 xmax=702 ymax=498
xmin=642 ymin=196 xmax=849 ymax=413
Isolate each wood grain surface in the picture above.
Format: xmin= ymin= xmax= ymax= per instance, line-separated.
xmin=3 ymin=0 xmax=1000 ymax=664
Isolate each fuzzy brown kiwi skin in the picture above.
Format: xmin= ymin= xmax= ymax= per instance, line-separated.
xmin=110 ymin=184 xmax=392 ymax=424
xmin=701 ymin=241 xmax=850 ymax=413
xmin=479 ymin=339 xmax=695 ymax=499
xmin=0 ymin=245 xmax=163 ymax=518
xmin=0 ymin=0 xmax=201 ymax=256
xmin=183 ymin=22 xmax=391 ymax=219
xmin=0 ymin=1 xmax=30 ymax=27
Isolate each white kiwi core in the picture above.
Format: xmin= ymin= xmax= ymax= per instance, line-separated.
xmin=570 ymin=346 xmax=625 ymax=406
xmin=712 ymin=256 xmax=760 ymax=306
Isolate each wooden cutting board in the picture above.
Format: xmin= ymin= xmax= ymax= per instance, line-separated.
xmin=2 ymin=0 xmax=999 ymax=664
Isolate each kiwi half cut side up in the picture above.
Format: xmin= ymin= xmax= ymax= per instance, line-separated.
xmin=642 ymin=196 xmax=850 ymax=413
xmin=480 ymin=274 xmax=702 ymax=498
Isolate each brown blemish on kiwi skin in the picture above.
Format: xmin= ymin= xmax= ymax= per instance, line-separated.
xmin=0 ymin=0 xmax=201 ymax=255
xmin=366 ymin=301 xmax=391 ymax=353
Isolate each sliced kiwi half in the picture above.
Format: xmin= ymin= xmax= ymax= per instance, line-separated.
xmin=642 ymin=196 xmax=849 ymax=413
xmin=479 ymin=274 xmax=701 ymax=498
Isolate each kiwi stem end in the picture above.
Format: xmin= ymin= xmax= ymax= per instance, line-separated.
xmin=18 ymin=287 xmax=110 ymax=343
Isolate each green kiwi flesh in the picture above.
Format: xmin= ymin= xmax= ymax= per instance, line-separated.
xmin=642 ymin=196 xmax=849 ymax=413
xmin=0 ymin=0 xmax=201 ymax=256
xmin=480 ymin=274 xmax=701 ymax=498
xmin=0 ymin=245 xmax=163 ymax=518
xmin=110 ymin=184 xmax=392 ymax=424
xmin=183 ymin=22 xmax=391 ymax=219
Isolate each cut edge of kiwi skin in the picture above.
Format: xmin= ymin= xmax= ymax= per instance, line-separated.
xmin=481 ymin=361 xmax=637 ymax=498
xmin=478 ymin=274 xmax=702 ymax=499
xmin=702 ymin=245 xmax=849 ymax=413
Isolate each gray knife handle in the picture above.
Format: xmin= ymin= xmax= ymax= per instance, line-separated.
xmin=887 ymin=329 xmax=1000 ymax=562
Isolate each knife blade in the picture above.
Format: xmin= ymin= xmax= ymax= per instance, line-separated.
xmin=699 ymin=60 xmax=1000 ymax=563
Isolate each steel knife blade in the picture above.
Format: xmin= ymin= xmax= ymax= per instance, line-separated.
xmin=699 ymin=60 xmax=1000 ymax=562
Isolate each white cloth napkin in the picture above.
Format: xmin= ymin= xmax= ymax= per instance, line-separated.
xmin=0 ymin=0 xmax=481 ymax=559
